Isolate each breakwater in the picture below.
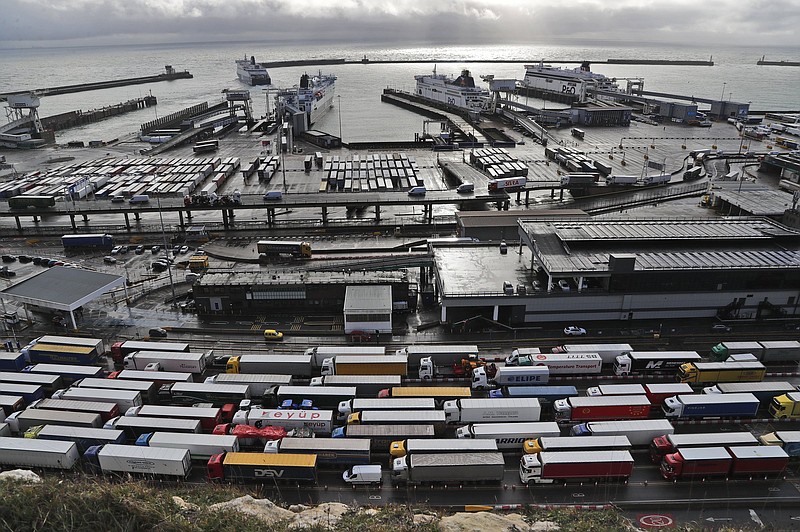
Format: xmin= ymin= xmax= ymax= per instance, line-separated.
xmin=0 ymin=67 xmax=192 ymax=101
xmin=41 ymin=96 xmax=156 ymax=131
xmin=261 ymin=57 xmax=715 ymax=68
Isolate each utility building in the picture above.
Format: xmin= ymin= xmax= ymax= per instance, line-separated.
xmin=343 ymin=285 xmax=392 ymax=334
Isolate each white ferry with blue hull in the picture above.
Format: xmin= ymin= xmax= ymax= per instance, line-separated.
xmin=236 ymin=55 xmax=271 ymax=86
xmin=414 ymin=69 xmax=489 ymax=112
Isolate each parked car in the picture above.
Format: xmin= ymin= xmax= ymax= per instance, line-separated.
xmin=134 ymin=245 xmax=145 ymax=254
xmin=0 ymin=267 xmax=16 ymax=278
xmin=179 ymin=245 xmax=190 ymax=254
xmin=1 ymin=255 xmax=16 ymax=263
xmin=557 ymin=280 xmax=571 ymax=292
xmin=151 ymin=245 xmax=161 ymax=254
xmin=17 ymin=255 xmax=32 ymax=263
xmin=711 ymin=324 xmax=732 ymax=332
xmin=110 ymin=246 xmax=122 ymax=255
xmin=564 ymin=326 xmax=587 ymax=336
xmin=119 ymin=245 xmax=129 ymax=254
xmin=103 ymin=256 xmax=117 ymax=264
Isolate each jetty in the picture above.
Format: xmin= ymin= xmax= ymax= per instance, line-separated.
xmin=0 ymin=66 xmax=192 ymax=101
xmin=756 ymin=55 xmax=799 ymax=66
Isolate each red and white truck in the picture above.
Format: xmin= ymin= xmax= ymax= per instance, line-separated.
xmin=519 ymin=450 xmax=634 ymax=484
xmin=553 ymin=395 xmax=652 ymax=422
xmin=488 ymin=177 xmax=526 ymax=193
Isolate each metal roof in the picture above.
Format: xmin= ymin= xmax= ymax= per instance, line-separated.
xmin=0 ymin=267 xmax=125 ymax=311
xmin=518 ymin=217 xmax=800 ymax=275
xmin=343 ymin=285 xmax=392 ymax=313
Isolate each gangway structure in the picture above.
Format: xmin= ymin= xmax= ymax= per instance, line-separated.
xmin=1 ymin=93 xmax=44 ymax=148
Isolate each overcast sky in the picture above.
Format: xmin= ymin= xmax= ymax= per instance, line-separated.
xmin=2 ymin=0 xmax=799 ymax=48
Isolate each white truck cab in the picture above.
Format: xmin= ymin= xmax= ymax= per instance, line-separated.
xmin=342 ymin=464 xmax=382 ymax=485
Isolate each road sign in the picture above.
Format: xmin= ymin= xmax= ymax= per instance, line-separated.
xmin=638 ymin=514 xmax=674 ymax=528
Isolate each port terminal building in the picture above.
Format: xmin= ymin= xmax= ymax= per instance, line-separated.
xmin=433 ymin=217 xmax=800 ymax=326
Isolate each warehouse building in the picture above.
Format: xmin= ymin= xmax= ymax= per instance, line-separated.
xmin=433 ymin=217 xmax=800 ymax=325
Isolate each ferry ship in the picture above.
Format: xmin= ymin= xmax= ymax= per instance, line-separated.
xmin=236 ymin=55 xmax=271 ymax=86
xmin=414 ymin=68 xmax=489 ymax=112
xmin=278 ymin=72 xmax=336 ymax=127
xmin=523 ymin=61 xmax=618 ymax=102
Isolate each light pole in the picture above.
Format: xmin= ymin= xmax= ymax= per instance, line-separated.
xmin=337 ymin=94 xmax=342 ymax=141
xmin=156 ymin=192 xmax=177 ymax=308
xmin=720 ymin=82 xmax=726 ymax=102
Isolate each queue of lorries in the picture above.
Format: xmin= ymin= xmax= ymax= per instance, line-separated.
xmin=0 ymin=336 xmax=799 ymax=486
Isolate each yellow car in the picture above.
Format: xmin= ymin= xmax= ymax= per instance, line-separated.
xmin=263 ymin=329 xmax=284 ymax=341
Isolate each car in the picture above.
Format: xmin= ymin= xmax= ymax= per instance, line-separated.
xmin=0 ymin=267 xmax=16 ymax=278
xmin=557 ymin=280 xmax=571 ymax=292
xmin=179 ymin=245 xmax=190 ymax=254
xmin=110 ymin=246 xmax=122 ymax=255
xmin=151 ymin=245 xmax=161 ymax=254
xmin=711 ymin=324 xmax=732 ymax=332
xmin=32 ymin=257 xmax=44 ymax=265
xmin=103 ymin=256 xmax=117 ymax=264
xmin=110 ymin=195 xmax=125 ymax=203
xmin=1 ymin=255 xmax=16 ymax=263
xmin=456 ymin=183 xmax=474 ymax=193
xmin=172 ymin=245 xmax=181 ymax=255
xmin=119 ymin=245 xmax=129 ymax=254
xmin=134 ymin=245 xmax=145 ymax=255
xmin=46 ymin=259 xmax=58 ymax=267
xmin=17 ymin=255 xmax=32 ymax=263
xmin=564 ymin=326 xmax=587 ymax=336
xmin=263 ymin=329 xmax=284 ymax=341
xmin=532 ymin=280 xmax=542 ymax=291
xmin=148 ymin=327 xmax=168 ymax=338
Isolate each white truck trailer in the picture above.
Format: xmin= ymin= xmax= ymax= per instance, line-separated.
xmin=443 ymin=398 xmax=541 ymax=424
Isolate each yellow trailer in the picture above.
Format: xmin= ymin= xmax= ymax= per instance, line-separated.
xmin=677 ymin=361 xmax=766 ymax=384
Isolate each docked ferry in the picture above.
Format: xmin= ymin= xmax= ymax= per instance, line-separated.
xmin=279 ymin=72 xmax=336 ymax=127
xmin=523 ymin=61 xmax=618 ymax=102
xmin=414 ymin=68 xmax=489 ymax=112
xmin=236 ymin=55 xmax=271 ymax=86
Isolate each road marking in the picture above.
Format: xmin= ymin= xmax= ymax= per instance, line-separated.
xmin=749 ymin=509 xmax=764 ymax=528
xmin=638 ymin=514 xmax=674 ymax=528
xmin=705 ymin=517 xmax=732 ymax=522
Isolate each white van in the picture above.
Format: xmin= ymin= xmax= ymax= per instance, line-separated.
xmin=263 ymin=191 xmax=283 ymax=200
xmin=129 ymin=194 xmax=150 ymax=204
xmin=342 ymin=464 xmax=382 ymax=485
xmin=456 ymin=182 xmax=474 ymax=193
xmin=110 ymin=195 xmax=125 ymax=203
xmin=408 ymin=186 xmax=426 ymax=196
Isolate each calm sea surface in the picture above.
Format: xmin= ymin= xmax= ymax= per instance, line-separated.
xmin=1 ymin=41 xmax=799 ymax=144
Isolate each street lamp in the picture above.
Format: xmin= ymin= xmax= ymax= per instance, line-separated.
xmin=337 ymin=94 xmax=342 ymax=141
xmin=720 ymin=82 xmax=726 ymax=102
xmin=156 ymin=192 xmax=177 ymax=308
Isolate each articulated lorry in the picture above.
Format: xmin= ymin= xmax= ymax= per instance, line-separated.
xmin=643 ymin=383 xmax=693 ymax=404
xmin=337 ymin=398 xmax=436 ymax=419
xmin=304 ymin=346 xmax=386 ymax=368
xmin=123 ymin=351 xmax=208 ymax=373
xmin=392 ymin=452 xmax=505 ymax=485
xmin=650 ymin=431 xmax=759 ymax=463
xmin=266 ymin=385 xmax=357 ymax=410
xmin=523 ymin=435 xmax=632 ymax=454
xmin=519 ymin=450 xmax=634 ymax=484
xmin=332 ymin=424 xmax=436 ymax=451
xmin=613 ymin=351 xmax=701 ymax=376
xmin=389 ymin=438 xmax=498 ymax=458
xmin=660 ymin=446 xmax=789 ymax=480
xmin=550 ymin=343 xmax=633 ymax=365
xmin=443 ymin=398 xmax=541 ymax=424
xmin=225 ymin=355 xmax=313 ymax=377
xmin=471 ymin=365 xmax=549 ymax=391
xmin=759 ymin=431 xmax=800 ymax=457
xmin=206 ymin=373 xmax=292 ymax=396
xmin=702 ymin=381 xmax=796 ymax=405
xmin=662 ymin=393 xmax=760 ymax=419
xmin=0 ymin=437 xmax=80 ymax=470
xmin=136 ymin=432 xmax=239 ymax=461
xmin=677 ymin=361 xmax=766 ymax=384
xmin=319 ymin=355 xmax=408 ymax=377
xmin=586 ymin=384 xmax=646 ymax=397
xmin=456 ymin=421 xmax=560 ymax=450
xmin=310 ymin=375 xmax=400 ymax=398
xmin=395 ymin=344 xmax=479 ymax=369
xmin=232 ymin=408 xmax=334 ymax=434
xmin=264 ymin=437 xmax=371 ymax=466
xmin=207 ymin=452 xmax=317 ymax=483
xmin=553 ymin=396 xmax=653 ymax=422
xmin=768 ymin=392 xmax=800 ymax=419
xmin=489 ymin=385 xmax=578 ymax=402
xmin=503 ymin=352 xmax=603 ymax=375
xmin=710 ymin=340 xmax=800 ymax=362
xmin=25 ymin=424 xmax=125 ymax=453
xmin=569 ymin=419 xmax=674 ymax=446
xmin=85 ymin=444 xmax=192 ymax=479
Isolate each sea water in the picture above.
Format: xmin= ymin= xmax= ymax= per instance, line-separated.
xmin=1 ymin=40 xmax=798 ymax=144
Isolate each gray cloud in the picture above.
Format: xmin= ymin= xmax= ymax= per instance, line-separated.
xmin=1 ymin=0 xmax=798 ymax=46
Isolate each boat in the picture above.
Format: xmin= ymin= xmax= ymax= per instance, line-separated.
xmin=413 ymin=68 xmax=489 ymax=112
xmin=278 ymin=72 xmax=336 ymax=127
xmin=523 ymin=61 xmax=619 ymax=102
xmin=236 ymin=55 xmax=271 ymax=86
